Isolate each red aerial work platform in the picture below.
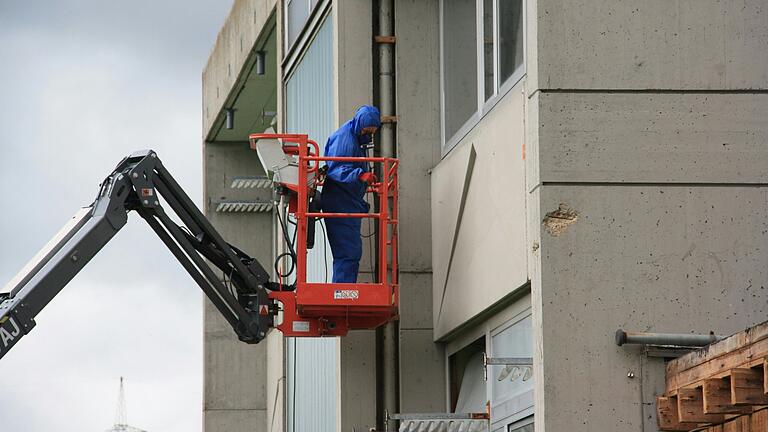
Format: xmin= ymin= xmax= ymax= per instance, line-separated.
xmin=249 ymin=133 xmax=399 ymax=337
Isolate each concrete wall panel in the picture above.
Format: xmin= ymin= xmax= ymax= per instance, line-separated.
xmin=538 ymin=92 xmax=768 ymax=183
xmin=204 ymin=303 xmax=268 ymax=410
xmin=333 ymin=0 xmax=373 ymax=124
xmin=537 ymin=184 xmax=768 ymax=431
xmin=204 ymin=408 xmax=267 ymax=431
xmin=203 ymin=142 xmax=273 ymax=431
xmin=432 ymin=85 xmax=529 ymax=339
xmin=399 ymin=272 xmax=434 ymax=330
xmin=399 ymin=329 xmax=446 ymax=412
xmin=339 ymin=330 xmax=377 ymax=431
xmin=536 ymin=0 xmax=768 ymax=90
xmin=396 ymin=0 xmax=441 ymax=273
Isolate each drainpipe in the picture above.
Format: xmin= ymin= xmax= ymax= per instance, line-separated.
xmin=615 ymin=330 xmax=724 ymax=347
xmin=378 ymin=0 xmax=399 ymax=431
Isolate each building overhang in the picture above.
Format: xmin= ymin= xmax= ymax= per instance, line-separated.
xmin=203 ymin=1 xmax=278 ymax=143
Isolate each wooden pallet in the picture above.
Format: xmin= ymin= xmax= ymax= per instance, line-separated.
xmin=658 ymin=321 xmax=768 ymax=431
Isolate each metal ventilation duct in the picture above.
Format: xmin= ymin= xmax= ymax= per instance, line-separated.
xmin=214 ymin=201 xmax=273 ymax=213
xmin=229 ymin=176 xmax=272 ymax=189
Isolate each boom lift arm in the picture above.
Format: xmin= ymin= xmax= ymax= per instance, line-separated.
xmin=0 ymin=150 xmax=277 ymax=360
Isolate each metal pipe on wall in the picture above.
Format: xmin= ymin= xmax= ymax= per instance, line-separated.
xmin=615 ymin=329 xmax=724 ymax=347
xmin=378 ymin=0 xmax=399 ymax=431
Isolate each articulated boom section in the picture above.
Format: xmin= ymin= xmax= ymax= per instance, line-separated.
xmin=0 ymin=150 xmax=277 ymax=360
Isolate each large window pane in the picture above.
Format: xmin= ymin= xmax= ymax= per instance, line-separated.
xmin=509 ymin=421 xmax=534 ymax=432
xmin=443 ymin=0 xmax=478 ymax=141
xmin=491 ymin=315 xmax=532 ymax=403
xmin=499 ymin=0 xmax=524 ymax=85
xmin=483 ymin=0 xmax=495 ymax=101
xmin=286 ymin=0 xmax=309 ymax=50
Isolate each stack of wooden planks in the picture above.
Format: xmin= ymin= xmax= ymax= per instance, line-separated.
xmin=658 ymin=321 xmax=768 ymax=431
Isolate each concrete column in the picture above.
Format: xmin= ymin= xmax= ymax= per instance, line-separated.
xmin=530 ymin=1 xmax=768 ymax=430
xmin=394 ymin=0 xmax=445 ymax=415
xmin=203 ymin=142 xmax=274 ymax=432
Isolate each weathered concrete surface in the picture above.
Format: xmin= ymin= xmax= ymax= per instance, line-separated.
xmin=432 ymin=81 xmax=529 ymax=340
xmin=339 ymin=330 xmax=377 ymax=431
xmin=395 ymin=0 xmax=446 ymax=414
xmin=399 ymin=329 xmax=446 ymax=412
xmin=203 ymin=408 xmax=267 ymax=431
xmin=535 ymin=0 xmax=768 ymax=91
xmin=203 ymin=142 xmax=273 ymax=432
xmin=203 ymin=0 xmax=277 ymax=135
xmin=398 ymin=272 xmax=434 ymax=330
xmin=538 ymin=92 xmax=768 ymax=183
xmin=204 ymin=306 xmax=267 ymax=410
xmin=333 ymin=0 xmax=373 ymax=125
xmin=536 ymin=184 xmax=768 ymax=431
xmin=530 ymin=3 xmax=768 ymax=427
xmin=395 ymin=0 xmax=440 ymax=273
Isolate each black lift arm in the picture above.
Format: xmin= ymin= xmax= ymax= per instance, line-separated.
xmin=0 ymin=150 xmax=277 ymax=360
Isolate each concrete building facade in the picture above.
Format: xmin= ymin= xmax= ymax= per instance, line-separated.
xmin=202 ymin=1 xmax=768 ymax=431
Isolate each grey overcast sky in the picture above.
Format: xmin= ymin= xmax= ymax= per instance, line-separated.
xmin=0 ymin=1 xmax=233 ymax=431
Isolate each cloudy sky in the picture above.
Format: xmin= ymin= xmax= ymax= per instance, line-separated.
xmin=0 ymin=2 xmax=233 ymax=431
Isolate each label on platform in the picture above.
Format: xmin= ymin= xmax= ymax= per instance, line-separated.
xmin=292 ymin=321 xmax=310 ymax=332
xmin=333 ymin=290 xmax=359 ymax=300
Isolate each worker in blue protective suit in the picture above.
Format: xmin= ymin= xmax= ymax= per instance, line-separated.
xmin=322 ymin=105 xmax=381 ymax=283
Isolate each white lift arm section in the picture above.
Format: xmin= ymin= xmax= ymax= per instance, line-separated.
xmin=0 ymin=150 xmax=278 ymax=360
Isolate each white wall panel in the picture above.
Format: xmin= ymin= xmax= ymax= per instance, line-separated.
xmin=431 ymin=82 xmax=529 ymax=339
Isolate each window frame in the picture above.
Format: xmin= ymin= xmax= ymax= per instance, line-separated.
xmin=444 ymin=295 xmax=534 ymax=428
xmin=489 ymin=310 xmax=534 ymax=431
xmin=439 ymin=0 xmax=527 ymax=156
xmin=507 ymin=415 xmax=534 ymax=432
xmin=283 ymin=0 xmax=329 ymax=72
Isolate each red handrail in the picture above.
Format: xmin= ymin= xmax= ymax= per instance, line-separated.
xmin=249 ymin=132 xmax=399 ymax=337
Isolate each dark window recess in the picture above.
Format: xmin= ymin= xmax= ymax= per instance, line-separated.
xmin=499 ymin=0 xmax=524 ymax=85
xmin=449 ymin=336 xmax=486 ymax=413
xmin=483 ymin=0 xmax=495 ymax=101
xmin=442 ymin=0 xmax=478 ymax=140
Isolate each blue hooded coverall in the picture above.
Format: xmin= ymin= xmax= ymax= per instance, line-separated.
xmin=322 ymin=105 xmax=381 ymax=283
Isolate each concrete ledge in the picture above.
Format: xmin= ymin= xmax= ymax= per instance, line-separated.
xmin=203 ymin=0 xmax=277 ymax=136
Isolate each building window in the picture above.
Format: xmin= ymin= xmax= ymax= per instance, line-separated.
xmin=442 ymin=0 xmax=478 ymax=142
xmin=499 ymin=0 xmax=524 ymax=83
xmin=284 ymin=0 xmax=323 ymax=52
xmin=483 ymin=0 xmax=495 ymax=101
xmin=508 ymin=416 xmax=534 ymax=432
xmin=440 ymin=0 xmax=525 ymax=151
xmin=490 ymin=314 xmax=533 ymax=431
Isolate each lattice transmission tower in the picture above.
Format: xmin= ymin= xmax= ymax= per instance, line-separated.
xmin=106 ymin=377 xmax=148 ymax=432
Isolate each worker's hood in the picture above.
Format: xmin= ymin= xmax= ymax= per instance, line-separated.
xmin=351 ymin=105 xmax=381 ymax=144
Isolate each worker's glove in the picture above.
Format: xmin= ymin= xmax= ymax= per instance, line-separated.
xmin=359 ymin=172 xmax=377 ymax=184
